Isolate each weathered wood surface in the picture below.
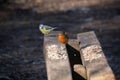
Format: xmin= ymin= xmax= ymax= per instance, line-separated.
xmin=77 ymin=31 xmax=115 ymax=80
xmin=44 ymin=31 xmax=72 ymax=80
xmin=74 ymin=64 xmax=87 ymax=79
xmin=68 ymin=39 xmax=80 ymax=51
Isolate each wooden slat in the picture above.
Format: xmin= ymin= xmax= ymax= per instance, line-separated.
xmin=77 ymin=31 xmax=115 ymax=80
xmin=68 ymin=39 xmax=80 ymax=51
xmin=44 ymin=31 xmax=72 ymax=80
xmin=74 ymin=64 xmax=87 ymax=79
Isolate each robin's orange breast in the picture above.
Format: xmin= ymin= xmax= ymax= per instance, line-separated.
xmin=58 ymin=33 xmax=68 ymax=44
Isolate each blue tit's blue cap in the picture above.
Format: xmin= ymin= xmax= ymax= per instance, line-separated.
xmin=39 ymin=24 xmax=44 ymax=27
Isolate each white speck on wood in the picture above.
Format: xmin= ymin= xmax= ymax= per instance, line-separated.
xmin=81 ymin=45 xmax=102 ymax=62
xmin=46 ymin=44 xmax=67 ymax=60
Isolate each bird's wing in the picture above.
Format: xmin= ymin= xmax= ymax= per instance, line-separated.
xmin=44 ymin=26 xmax=52 ymax=30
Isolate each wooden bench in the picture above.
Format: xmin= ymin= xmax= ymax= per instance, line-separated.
xmin=43 ymin=31 xmax=115 ymax=80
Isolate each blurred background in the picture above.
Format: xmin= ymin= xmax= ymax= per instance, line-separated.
xmin=0 ymin=0 xmax=120 ymax=80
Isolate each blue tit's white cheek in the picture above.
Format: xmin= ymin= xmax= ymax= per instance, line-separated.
xmin=39 ymin=27 xmax=42 ymax=31
xmin=40 ymin=28 xmax=42 ymax=30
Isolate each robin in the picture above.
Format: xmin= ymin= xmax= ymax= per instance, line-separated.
xmin=58 ymin=32 xmax=68 ymax=44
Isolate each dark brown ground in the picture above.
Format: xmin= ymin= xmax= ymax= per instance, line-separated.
xmin=0 ymin=7 xmax=120 ymax=80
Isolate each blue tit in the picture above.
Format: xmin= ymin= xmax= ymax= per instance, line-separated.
xmin=39 ymin=24 xmax=57 ymax=34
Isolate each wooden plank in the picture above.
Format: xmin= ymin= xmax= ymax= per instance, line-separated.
xmin=77 ymin=31 xmax=115 ymax=80
xmin=68 ymin=39 xmax=80 ymax=51
xmin=74 ymin=64 xmax=87 ymax=79
xmin=44 ymin=31 xmax=72 ymax=80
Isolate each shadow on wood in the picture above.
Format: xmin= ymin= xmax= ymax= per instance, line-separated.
xmin=66 ymin=44 xmax=85 ymax=80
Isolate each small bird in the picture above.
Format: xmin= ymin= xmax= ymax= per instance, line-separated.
xmin=58 ymin=32 xmax=68 ymax=44
xmin=39 ymin=24 xmax=57 ymax=34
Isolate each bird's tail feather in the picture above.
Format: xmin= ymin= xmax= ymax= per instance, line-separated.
xmin=53 ymin=27 xmax=57 ymax=30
